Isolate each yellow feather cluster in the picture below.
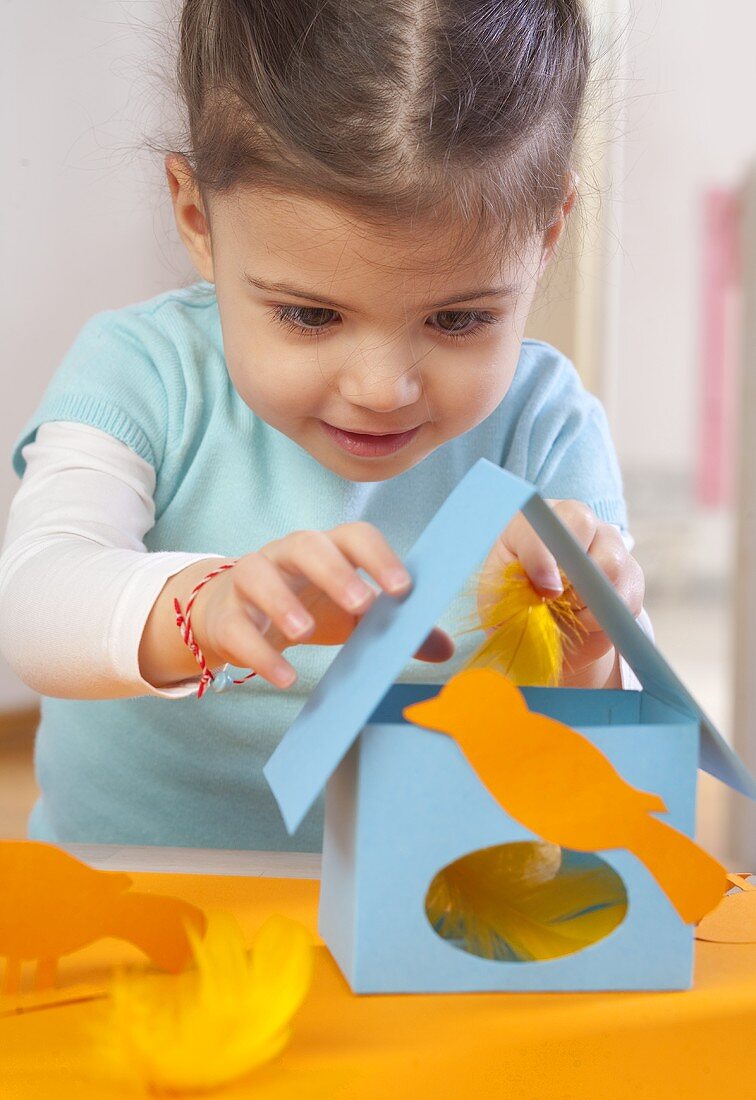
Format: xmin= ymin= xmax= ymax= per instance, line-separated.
xmin=464 ymin=560 xmax=584 ymax=685
xmin=101 ymin=912 xmax=313 ymax=1095
xmin=426 ymin=842 xmax=627 ymax=962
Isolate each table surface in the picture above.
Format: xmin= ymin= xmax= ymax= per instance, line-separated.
xmin=59 ymin=842 xmax=323 ymax=878
xmin=2 ymin=853 xmax=756 ymax=1100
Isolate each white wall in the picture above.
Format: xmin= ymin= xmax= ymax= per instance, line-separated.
xmin=2 ymin=2 xmax=192 ymax=708
xmin=614 ymin=0 xmax=756 ymax=475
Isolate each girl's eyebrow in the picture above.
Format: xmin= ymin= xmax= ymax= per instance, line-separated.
xmin=243 ymin=273 xmax=520 ymax=312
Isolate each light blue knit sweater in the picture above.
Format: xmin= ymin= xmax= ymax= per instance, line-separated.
xmin=12 ymin=281 xmax=627 ymax=851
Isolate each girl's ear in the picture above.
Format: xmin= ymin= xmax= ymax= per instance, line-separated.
xmin=539 ymin=175 xmax=578 ymax=274
xmin=165 ymin=154 xmax=215 ymax=282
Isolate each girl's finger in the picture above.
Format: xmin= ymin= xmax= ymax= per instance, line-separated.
xmin=575 ymin=550 xmax=645 ymax=634
xmin=413 ymin=626 xmax=455 ymax=663
xmin=498 ymin=512 xmax=563 ymax=595
xmin=517 ymin=500 xmax=597 ymax=598
xmin=567 ymin=523 xmax=643 ymax=631
xmin=262 ymin=529 xmax=380 ymax=616
xmin=561 ymin=624 xmax=616 ymax=673
xmin=500 ymin=501 xmax=598 ymax=595
xmin=212 ymin=606 xmax=298 ymax=689
xmin=230 ymin=553 xmax=316 ymax=642
xmin=584 ymin=522 xmax=629 ymax=586
xmin=549 ymin=499 xmax=600 ymax=552
xmin=329 ymin=521 xmax=412 ymax=595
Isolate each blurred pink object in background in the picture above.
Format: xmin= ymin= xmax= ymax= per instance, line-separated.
xmin=698 ymin=190 xmax=741 ymax=508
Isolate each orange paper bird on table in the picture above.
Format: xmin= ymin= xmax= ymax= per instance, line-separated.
xmin=0 ymin=841 xmax=206 ymax=997
xmin=404 ymin=668 xmax=727 ymax=924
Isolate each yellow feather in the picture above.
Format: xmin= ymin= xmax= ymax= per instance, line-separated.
xmin=99 ymin=911 xmax=313 ymax=1094
xmin=426 ymin=843 xmax=627 ymax=962
xmin=463 ymin=560 xmax=584 ymax=686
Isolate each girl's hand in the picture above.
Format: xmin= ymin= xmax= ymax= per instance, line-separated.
xmin=481 ymin=501 xmax=645 ymax=688
xmin=190 ymin=523 xmax=455 ymax=688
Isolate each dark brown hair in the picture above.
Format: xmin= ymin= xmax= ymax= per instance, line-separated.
xmin=174 ymin=0 xmax=590 ymax=251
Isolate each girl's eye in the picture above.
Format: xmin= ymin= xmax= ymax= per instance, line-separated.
xmin=269 ymin=304 xmax=498 ymax=341
xmin=429 ymin=310 xmax=498 ymax=340
xmin=270 ymin=304 xmax=340 ymax=336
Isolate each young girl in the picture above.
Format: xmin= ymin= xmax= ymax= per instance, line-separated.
xmin=0 ymin=0 xmax=644 ymax=851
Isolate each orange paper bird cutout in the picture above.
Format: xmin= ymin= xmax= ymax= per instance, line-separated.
xmin=0 ymin=841 xmax=207 ymax=997
xmin=403 ymin=669 xmax=727 ymax=925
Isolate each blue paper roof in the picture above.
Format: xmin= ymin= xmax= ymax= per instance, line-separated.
xmin=264 ymin=459 xmax=756 ymax=834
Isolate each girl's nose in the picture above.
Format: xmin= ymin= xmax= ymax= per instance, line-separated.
xmin=336 ymin=345 xmax=424 ymax=413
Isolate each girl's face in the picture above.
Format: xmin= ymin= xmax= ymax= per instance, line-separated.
xmin=169 ymin=165 xmax=562 ymax=482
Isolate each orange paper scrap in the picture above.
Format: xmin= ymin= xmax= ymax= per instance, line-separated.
xmin=696 ymin=873 xmax=756 ymax=943
xmin=0 ymin=841 xmax=206 ymax=1001
xmin=404 ymin=668 xmax=727 ymax=924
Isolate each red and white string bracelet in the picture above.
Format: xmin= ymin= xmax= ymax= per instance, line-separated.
xmin=173 ymin=560 xmax=257 ymax=699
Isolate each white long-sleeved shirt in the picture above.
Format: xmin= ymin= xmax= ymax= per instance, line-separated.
xmin=0 ymin=421 xmax=223 ymax=699
xmin=0 ymin=420 xmax=647 ymax=700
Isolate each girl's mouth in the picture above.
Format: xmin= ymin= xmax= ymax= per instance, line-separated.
xmin=320 ymin=421 xmax=422 ymax=457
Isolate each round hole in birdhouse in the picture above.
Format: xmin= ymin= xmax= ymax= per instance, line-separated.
xmin=425 ymin=841 xmax=628 ymax=962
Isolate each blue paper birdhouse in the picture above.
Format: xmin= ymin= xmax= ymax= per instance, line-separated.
xmin=264 ymin=460 xmax=755 ymax=994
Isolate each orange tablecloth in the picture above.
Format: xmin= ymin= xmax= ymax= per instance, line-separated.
xmin=2 ymin=872 xmax=755 ymax=1099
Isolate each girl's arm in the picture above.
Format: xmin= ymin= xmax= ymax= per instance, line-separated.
xmin=0 ymin=421 xmax=228 ymax=699
xmin=0 ymin=423 xmax=453 ymax=699
xmin=1 ymin=421 xmax=649 ymax=698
